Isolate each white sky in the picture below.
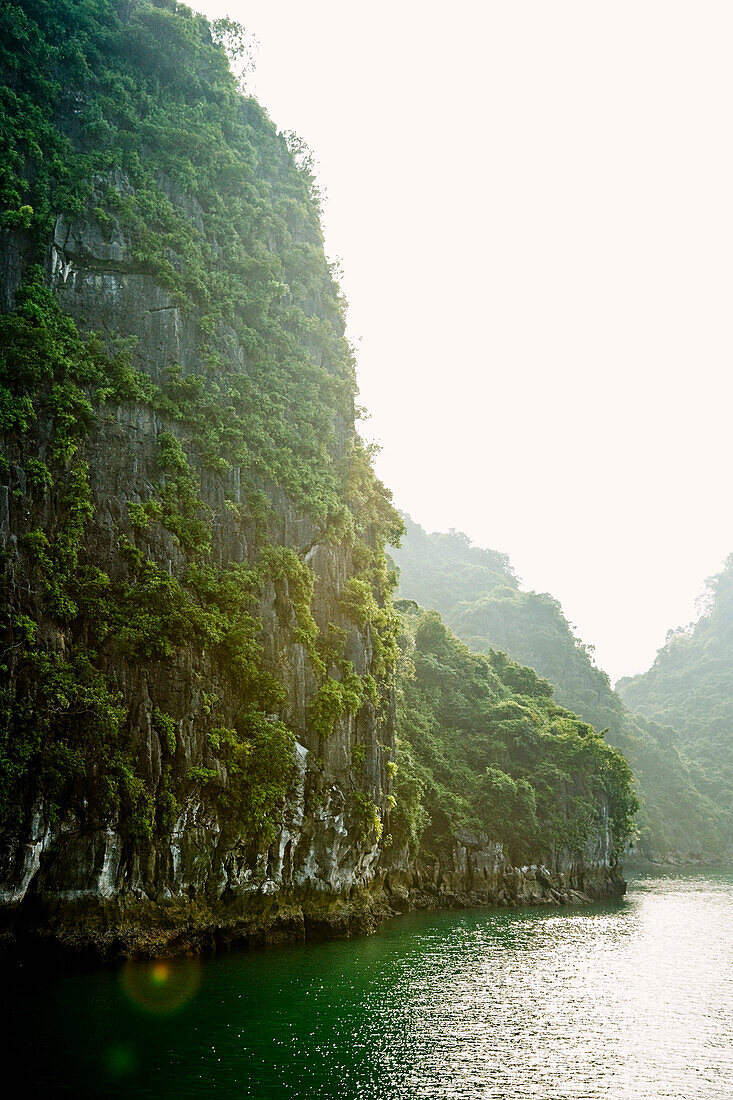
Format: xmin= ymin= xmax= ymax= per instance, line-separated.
xmin=194 ymin=0 xmax=733 ymax=682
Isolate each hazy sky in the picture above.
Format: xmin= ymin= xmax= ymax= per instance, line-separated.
xmin=195 ymin=0 xmax=733 ymax=682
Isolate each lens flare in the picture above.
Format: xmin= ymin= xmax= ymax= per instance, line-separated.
xmin=151 ymin=962 xmax=170 ymax=986
xmin=121 ymin=956 xmax=201 ymax=1015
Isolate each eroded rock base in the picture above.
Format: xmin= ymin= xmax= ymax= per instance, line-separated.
xmin=0 ymin=864 xmax=625 ymax=965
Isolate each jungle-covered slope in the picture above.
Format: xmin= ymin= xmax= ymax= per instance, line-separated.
xmin=391 ymin=603 xmax=636 ymax=872
xmin=618 ymin=555 xmax=733 ymax=846
xmin=394 ymin=516 xmax=730 ymax=862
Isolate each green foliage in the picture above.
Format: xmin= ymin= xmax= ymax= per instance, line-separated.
xmin=0 ymin=0 xmax=403 ymax=855
xmin=0 ymin=644 xmax=155 ymax=836
xmin=0 ymin=0 xmax=402 ymax=537
xmin=127 ymin=499 xmax=159 ymax=531
xmin=489 ymin=650 xmax=553 ymax=699
xmin=618 ymin=556 xmax=733 ymax=853
xmin=308 ymin=668 xmax=365 ymax=739
xmin=478 ymin=767 xmax=539 ymax=858
xmin=24 ymin=458 xmax=53 ymax=494
xmin=0 ymin=266 xmax=139 ymax=449
xmin=392 ymin=606 xmax=637 ymax=864
xmin=206 ymin=712 xmax=297 ymax=845
xmin=339 ymin=574 xmax=400 ymax=677
xmin=353 ymin=790 xmax=383 ymax=842
xmin=340 ymin=577 xmax=380 ymax=625
xmin=155 ymin=433 xmax=212 ymax=555
xmin=5 ymin=205 xmax=34 ymax=229
xmin=391 ymin=736 xmax=431 ymax=849
xmin=152 ymin=708 xmax=177 ymax=755
xmin=394 ymin=515 xmax=722 ymax=861
xmin=260 ymin=545 xmax=324 ymax=673
xmin=187 ymin=766 xmax=219 ymax=785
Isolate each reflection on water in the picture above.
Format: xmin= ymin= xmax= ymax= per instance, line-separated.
xmin=5 ymin=868 xmax=733 ymax=1098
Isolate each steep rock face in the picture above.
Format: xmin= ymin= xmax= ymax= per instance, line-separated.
xmin=0 ymin=187 xmax=394 ymax=947
xmin=385 ymin=812 xmax=624 ymax=918
xmin=0 ymin=202 xmax=625 ymax=960
xmin=0 ymin=0 xmax=628 ymax=960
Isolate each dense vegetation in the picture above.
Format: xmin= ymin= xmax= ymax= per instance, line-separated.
xmin=618 ymin=556 xmax=733 ymax=851
xmin=0 ymin=0 xmax=385 ymax=519
xmin=394 ymin=516 xmax=729 ymax=860
xmin=0 ymin=0 xmax=400 ymax=844
xmin=391 ymin=604 xmax=637 ymax=865
xmin=0 ymin=0 xmax=639 ymax=879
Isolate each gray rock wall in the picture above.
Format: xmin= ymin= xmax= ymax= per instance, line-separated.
xmin=0 ymin=185 xmax=394 ymax=946
xmin=0 ymin=188 xmax=624 ymax=962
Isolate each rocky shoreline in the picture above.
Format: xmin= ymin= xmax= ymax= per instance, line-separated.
xmin=0 ymin=862 xmax=626 ymax=966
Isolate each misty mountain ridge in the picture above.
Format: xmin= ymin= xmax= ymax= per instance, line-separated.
xmin=393 ymin=514 xmax=733 ymax=862
xmin=618 ymin=554 xmax=733 ymax=826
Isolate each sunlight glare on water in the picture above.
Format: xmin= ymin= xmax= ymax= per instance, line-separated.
xmin=6 ymin=869 xmax=733 ymax=1098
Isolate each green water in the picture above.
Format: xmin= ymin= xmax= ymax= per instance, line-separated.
xmin=5 ymin=869 xmax=733 ymax=1098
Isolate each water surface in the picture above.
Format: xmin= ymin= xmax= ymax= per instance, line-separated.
xmin=6 ymin=868 xmax=733 ymax=1098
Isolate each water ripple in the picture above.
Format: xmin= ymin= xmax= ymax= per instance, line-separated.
xmin=6 ymin=868 xmax=733 ymax=1098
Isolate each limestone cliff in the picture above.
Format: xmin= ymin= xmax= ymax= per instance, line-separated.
xmin=0 ymin=173 xmax=403 ymax=947
xmin=0 ymin=0 xmax=627 ymax=960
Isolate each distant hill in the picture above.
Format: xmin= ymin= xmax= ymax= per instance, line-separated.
xmin=618 ymin=555 xmax=733 ymax=837
xmin=391 ymin=602 xmax=637 ymax=870
xmin=393 ymin=515 xmax=731 ymax=862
